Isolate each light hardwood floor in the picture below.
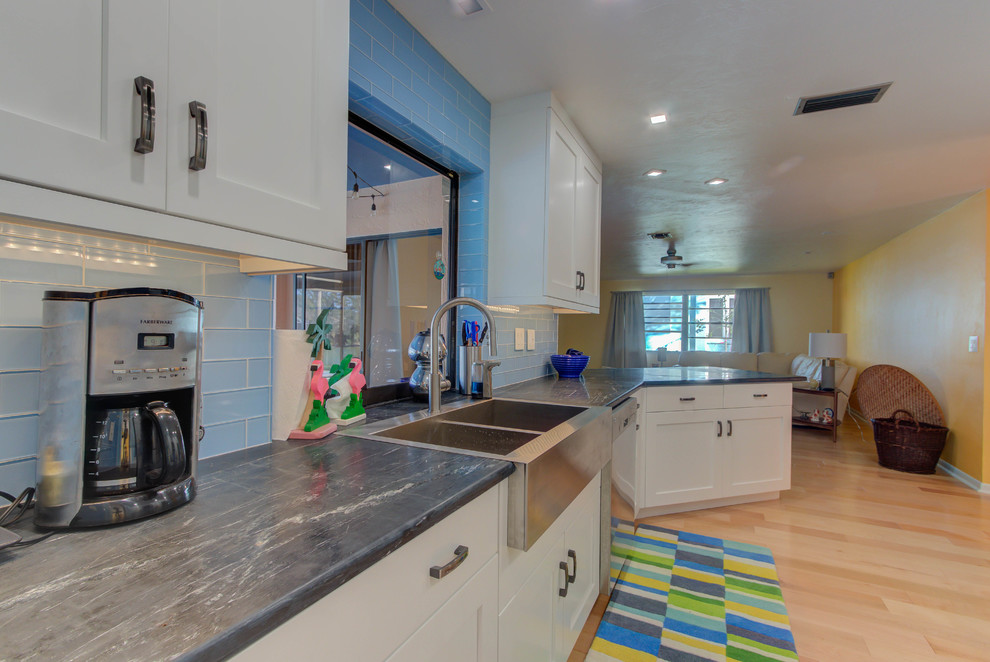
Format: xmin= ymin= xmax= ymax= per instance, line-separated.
xmin=568 ymin=418 xmax=990 ymax=661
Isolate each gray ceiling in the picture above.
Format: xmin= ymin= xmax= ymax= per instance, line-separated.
xmin=388 ymin=0 xmax=990 ymax=279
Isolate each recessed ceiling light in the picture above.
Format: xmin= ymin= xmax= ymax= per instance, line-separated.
xmin=705 ymin=178 xmax=728 ymax=186
xmin=384 ymin=164 xmax=392 ymax=170
xmin=650 ymin=114 xmax=667 ymax=124
xmin=644 ymin=169 xmax=666 ymax=177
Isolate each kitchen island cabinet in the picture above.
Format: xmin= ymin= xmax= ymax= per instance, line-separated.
xmin=489 ymin=91 xmax=602 ymax=313
xmin=632 ymin=382 xmax=792 ymax=518
xmin=0 ymin=0 xmax=347 ymax=273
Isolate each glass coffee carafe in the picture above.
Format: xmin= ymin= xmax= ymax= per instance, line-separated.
xmin=84 ymin=401 xmax=187 ymax=498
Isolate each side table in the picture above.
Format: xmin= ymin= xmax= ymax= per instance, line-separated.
xmin=792 ymin=387 xmax=838 ymax=442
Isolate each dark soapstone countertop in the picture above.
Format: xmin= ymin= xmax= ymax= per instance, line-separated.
xmin=494 ymin=367 xmax=801 ymax=407
xmin=0 ymin=434 xmax=512 ymax=662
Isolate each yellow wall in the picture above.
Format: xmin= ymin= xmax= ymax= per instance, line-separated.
xmin=559 ymin=272 xmax=834 ymax=368
xmin=834 ymin=191 xmax=987 ymax=480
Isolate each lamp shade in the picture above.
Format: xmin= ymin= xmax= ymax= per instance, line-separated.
xmin=809 ymin=332 xmax=847 ymax=359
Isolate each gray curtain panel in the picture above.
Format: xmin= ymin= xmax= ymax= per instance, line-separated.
xmin=602 ymin=291 xmax=647 ymax=368
xmin=367 ymin=238 xmax=404 ymax=385
xmin=731 ymin=287 xmax=772 ymax=353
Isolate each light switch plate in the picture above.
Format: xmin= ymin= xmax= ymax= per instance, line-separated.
xmin=514 ymin=327 xmax=525 ymax=350
xmin=969 ymin=335 xmax=979 ymax=352
xmin=527 ymin=328 xmax=536 ymax=350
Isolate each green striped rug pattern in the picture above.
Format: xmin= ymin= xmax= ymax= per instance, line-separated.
xmin=588 ymin=522 xmax=798 ymax=662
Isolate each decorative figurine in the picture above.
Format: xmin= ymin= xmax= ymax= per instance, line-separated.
xmin=325 ymin=355 xmax=367 ymax=426
xmin=288 ymin=308 xmax=338 ymax=440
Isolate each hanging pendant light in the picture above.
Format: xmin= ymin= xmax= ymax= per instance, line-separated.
xmin=370 ymin=195 xmax=377 ymax=217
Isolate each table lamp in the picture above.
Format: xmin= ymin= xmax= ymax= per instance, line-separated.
xmin=809 ymin=332 xmax=847 ymax=391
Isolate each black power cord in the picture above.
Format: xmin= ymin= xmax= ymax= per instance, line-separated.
xmin=1 ymin=487 xmax=54 ymax=549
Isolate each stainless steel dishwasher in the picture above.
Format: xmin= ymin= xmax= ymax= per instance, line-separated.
xmin=600 ymin=394 xmax=639 ymax=594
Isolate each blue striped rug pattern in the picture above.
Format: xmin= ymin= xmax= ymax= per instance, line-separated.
xmin=588 ymin=522 xmax=798 ymax=662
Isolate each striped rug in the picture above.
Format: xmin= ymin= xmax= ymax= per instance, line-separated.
xmin=588 ymin=522 xmax=798 ymax=662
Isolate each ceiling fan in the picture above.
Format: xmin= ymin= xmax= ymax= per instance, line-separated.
xmin=660 ymin=241 xmax=695 ymax=269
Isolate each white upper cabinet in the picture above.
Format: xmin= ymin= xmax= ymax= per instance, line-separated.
xmin=167 ymin=0 xmax=347 ymax=251
xmin=490 ymin=92 xmax=602 ymax=313
xmin=0 ymin=0 xmax=347 ymax=272
xmin=0 ymin=1 xmax=168 ymax=208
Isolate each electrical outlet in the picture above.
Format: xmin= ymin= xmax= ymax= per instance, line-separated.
xmin=969 ymin=336 xmax=979 ymax=352
xmin=527 ymin=328 xmax=536 ymax=350
xmin=514 ymin=327 xmax=525 ymax=350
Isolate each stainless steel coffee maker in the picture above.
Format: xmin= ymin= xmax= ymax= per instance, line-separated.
xmin=36 ymin=288 xmax=203 ymax=528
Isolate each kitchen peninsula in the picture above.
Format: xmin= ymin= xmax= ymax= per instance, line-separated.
xmin=0 ymin=368 xmax=797 ymax=661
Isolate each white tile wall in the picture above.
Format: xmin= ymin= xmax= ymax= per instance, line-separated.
xmin=0 ymin=218 xmax=274 ymax=495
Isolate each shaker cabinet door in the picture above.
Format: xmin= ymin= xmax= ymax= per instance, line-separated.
xmin=0 ymin=0 xmax=168 ymax=208
xmin=642 ymin=411 xmax=722 ymax=507
xmin=544 ymin=110 xmax=580 ymax=302
xmin=574 ymin=156 xmax=601 ymax=308
xmin=167 ymin=0 xmax=347 ymax=250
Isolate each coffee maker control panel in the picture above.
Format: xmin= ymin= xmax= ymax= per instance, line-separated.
xmin=89 ymin=295 xmax=202 ymax=396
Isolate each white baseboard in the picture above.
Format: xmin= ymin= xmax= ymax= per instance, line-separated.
xmin=937 ymin=459 xmax=990 ymax=494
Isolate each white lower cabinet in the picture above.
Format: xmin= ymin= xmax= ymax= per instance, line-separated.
xmin=498 ymin=474 xmax=601 ymax=662
xmin=622 ymin=383 xmax=792 ymax=518
xmin=385 ymin=557 xmax=498 ymax=662
xmin=231 ymin=484 xmax=499 ymax=662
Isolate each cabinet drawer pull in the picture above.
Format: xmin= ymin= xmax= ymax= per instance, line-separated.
xmin=727 ymin=420 xmax=733 ymax=437
xmin=717 ymin=420 xmax=722 ymax=437
xmin=579 ymin=271 xmax=586 ymax=291
xmin=429 ymin=545 xmax=469 ymax=579
xmin=188 ymin=100 xmax=208 ymax=171
xmin=133 ymin=76 xmax=156 ymax=154
xmin=558 ymin=561 xmax=570 ymax=597
xmin=753 ymin=393 xmax=768 ymax=398
xmin=679 ymin=397 xmax=696 ymax=402
xmin=566 ymin=549 xmax=577 ymax=583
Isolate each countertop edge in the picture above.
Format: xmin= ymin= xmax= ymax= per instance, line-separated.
xmin=178 ymin=458 xmax=514 ymax=662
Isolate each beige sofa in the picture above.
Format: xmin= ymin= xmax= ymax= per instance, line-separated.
xmin=650 ymin=350 xmax=856 ymax=422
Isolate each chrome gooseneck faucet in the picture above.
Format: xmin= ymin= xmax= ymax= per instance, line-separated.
xmin=428 ymin=297 xmax=499 ymax=415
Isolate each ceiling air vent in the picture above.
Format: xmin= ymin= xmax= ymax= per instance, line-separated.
xmin=451 ymin=0 xmax=489 ymax=17
xmin=794 ymin=82 xmax=892 ymax=115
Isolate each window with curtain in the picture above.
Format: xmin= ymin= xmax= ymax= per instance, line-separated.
xmin=642 ymin=291 xmax=735 ymax=352
xmin=282 ymin=116 xmax=457 ymax=394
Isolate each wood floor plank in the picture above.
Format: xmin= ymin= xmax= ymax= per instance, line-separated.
xmin=571 ymin=419 xmax=990 ymax=661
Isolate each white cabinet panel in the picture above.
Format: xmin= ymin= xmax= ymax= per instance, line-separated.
xmin=498 ymin=539 xmax=560 ymax=662
xmin=545 ymin=111 xmax=579 ymax=302
xmin=387 ymin=557 xmax=498 ymax=662
xmin=723 ymin=406 xmax=791 ymax=497
xmin=643 ymin=411 xmax=721 ymax=507
xmin=574 ymin=157 xmax=601 ymax=308
xmin=555 ymin=483 xmax=601 ymax=662
xmin=0 ymin=0 xmax=168 ymax=208
xmin=499 ymin=473 xmax=602 ymax=662
xmin=723 ymin=382 xmax=791 ymax=409
xmin=167 ymin=0 xmax=346 ymax=250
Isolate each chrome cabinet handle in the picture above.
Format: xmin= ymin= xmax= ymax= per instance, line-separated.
xmin=679 ymin=397 xmax=696 ymax=402
xmin=753 ymin=393 xmax=768 ymax=399
xmin=717 ymin=420 xmax=722 ymax=437
xmin=558 ymin=561 xmax=569 ymax=597
xmin=188 ymin=100 xmax=208 ymax=171
xmin=429 ymin=545 xmax=469 ymax=579
xmin=727 ymin=420 xmax=733 ymax=437
xmin=134 ymin=76 xmax=156 ymax=154
xmin=567 ymin=549 xmax=577 ymax=583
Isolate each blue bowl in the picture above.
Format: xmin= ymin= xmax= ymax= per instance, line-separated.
xmin=551 ymin=354 xmax=589 ymax=378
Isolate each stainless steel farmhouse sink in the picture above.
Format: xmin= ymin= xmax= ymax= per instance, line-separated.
xmin=353 ymin=398 xmax=611 ymax=551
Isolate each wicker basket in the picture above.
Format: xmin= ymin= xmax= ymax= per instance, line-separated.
xmin=871 ymin=409 xmax=948 ymax=474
